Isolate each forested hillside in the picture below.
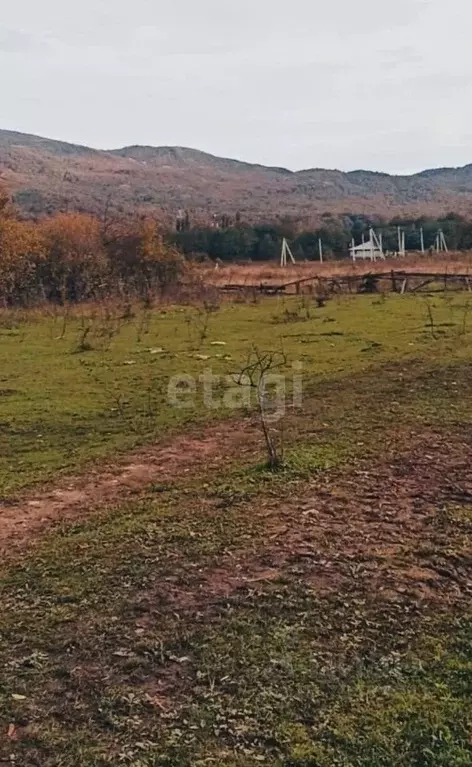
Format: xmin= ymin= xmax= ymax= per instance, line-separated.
xmin=3 ymin=129 xmax=472 ymax=223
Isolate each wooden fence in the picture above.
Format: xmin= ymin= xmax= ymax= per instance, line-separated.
xmin=221 ymin=270 xmax=472 ymax=297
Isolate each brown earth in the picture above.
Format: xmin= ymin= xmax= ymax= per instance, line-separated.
xmin=1 ymin=412 xmax=471 ymax=610
xmin=146 ymin=426 xmax=472 ymax=613
xmin=0 ymin=416 xmax=261 ymax=555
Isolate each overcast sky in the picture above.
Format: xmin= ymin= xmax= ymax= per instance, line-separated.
xmin=1 ymin=0 xmax=471 ymax=174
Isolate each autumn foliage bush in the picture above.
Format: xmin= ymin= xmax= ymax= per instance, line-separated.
xmin=0 ymin=185 xmax=184 ymax=305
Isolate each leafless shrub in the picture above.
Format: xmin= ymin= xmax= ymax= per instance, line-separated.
xmin=235 ymin=346 xmax=287 ymax=470
xmin=185 ymin=299 xmax=220 ymax=349
xmin=81 ymin=360 xmax=166 ymax=434
xmin=423 ymin=298 xmax=437 ymax=339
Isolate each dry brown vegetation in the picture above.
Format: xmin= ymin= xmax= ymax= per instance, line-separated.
xmin=201 ymin=251 xmax=472 ymax=287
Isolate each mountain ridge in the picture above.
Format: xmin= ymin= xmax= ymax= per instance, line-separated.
xmin=2 ymin=128 xmax=472 ymax=222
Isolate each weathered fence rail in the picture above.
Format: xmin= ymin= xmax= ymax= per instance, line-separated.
xmin=220 ymin=270 xmax=472 ymax=296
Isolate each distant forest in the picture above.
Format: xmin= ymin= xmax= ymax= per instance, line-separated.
xmin=168 ymin=212 xmax=472 ymax=261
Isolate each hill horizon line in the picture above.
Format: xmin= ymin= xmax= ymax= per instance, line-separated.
xmin=3 ymin=127 xmax=472 ymax=222
xmin=1 ymin=127 xmax=470 ymax=180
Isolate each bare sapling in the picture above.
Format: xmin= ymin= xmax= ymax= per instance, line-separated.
xmin=136 ymin=294 xmax=153 ymax=343
xmin=81 ymin=360 xmax=165 ymax=435
xmin=460 ymin=297 xmax=471 ymax=336
xmin=235 ymin=345 xmax=288 ymax=470
xmin=73 ymin=311 xmax=95 ymax=353
xmin=424 ymin=298 xmax=437 ymax=339
xmin=185 ymin=299 xmax=220 ymax=349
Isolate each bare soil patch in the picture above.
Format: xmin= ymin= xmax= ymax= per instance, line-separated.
xmin=0 ymin=417 xmax=261 ymax=554
xmin=1 ymin=413 xmax=470 ymax=610
xmin=132 ymin=427 xmax=472 ymax=617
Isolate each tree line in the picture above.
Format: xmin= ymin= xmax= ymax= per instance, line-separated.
xmin=169 ymin=212 xmax=472 ymax=261
xmin=4 ymin=176 xmax=472 ymax=307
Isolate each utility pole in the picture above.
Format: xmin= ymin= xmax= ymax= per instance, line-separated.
xmin=371 ymin=228 xmax=384 ymax=260
xmin=434 ymin=229 xmax=448 ymax=253
xmin=280 ymin=238 xmax=286 ymax=267
xmin=318 ymin=238 xmax=323 ymax=264
xmin=280 ymin=237 xmax=296 ymax=267
xmin=440 ymin=229 xmax=448 ymax=252
xmin=397 ymin=226 xmax=406 ymax=256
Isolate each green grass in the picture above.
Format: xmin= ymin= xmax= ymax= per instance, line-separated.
xmin=1 ymin=431 xmax=471 ymax=765
xmin=1 ymin=293 xmax=472 ymax=766
xmin=1 ymin=293 xmax=472 ymax=495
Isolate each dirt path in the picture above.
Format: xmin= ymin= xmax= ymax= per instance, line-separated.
xmin=1 ymin=420 xmax=471 ymax=756
xmin=0 ymin=417 xmax=262 ymax=555
xmin=119 ymin=435 xmax=472 ymax=738
xmin=2 ymin=411 xmax=471 ymax=612
xmin=158 ymin=429 xmax=472 ymax=612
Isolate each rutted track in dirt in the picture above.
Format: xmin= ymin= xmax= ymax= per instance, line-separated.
xmin=1 ymin=411 xmax=472 ymax=612
xmin=0 ymin=417 xmax=261 ymax=554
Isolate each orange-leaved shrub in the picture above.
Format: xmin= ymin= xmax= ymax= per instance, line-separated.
xmin=105 ymin=217 xmax=183 ymax=296
xmin=0 ymin=185 xmax=185 ymax=305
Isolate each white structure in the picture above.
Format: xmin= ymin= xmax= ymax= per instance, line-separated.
xmin=350 ymin=229 xmax=385 ymax=262
xmin=280 ymin=237 xmax=296 ymax=267
xmin=434 ymin=229 xmax=448 ymax=253
xmin=350 ymin=241 xmax=383 ymax=261
xmin=397 ymin=227 xmax=406 ymax=257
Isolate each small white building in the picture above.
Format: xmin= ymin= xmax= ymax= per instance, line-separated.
xmin=350 ymin=234 xmax=385 ymax=262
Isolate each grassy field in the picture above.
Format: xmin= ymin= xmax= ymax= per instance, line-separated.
xmin=1 ymin=291 xmax=472 ymax=496
xmin=0 ymin=291 xmax=471 ymax=766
